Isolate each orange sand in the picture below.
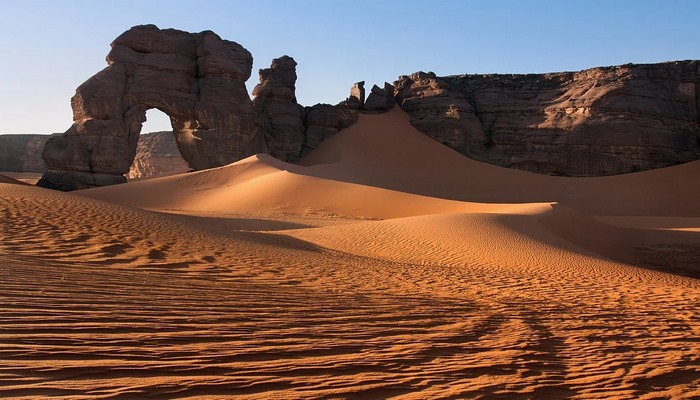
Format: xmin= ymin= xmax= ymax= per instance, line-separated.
xmin=1 ymin=108 xmax=699 ymax=399
xmin=0 ymin=173 xmax=30 ymax=185
xmin=0 ymin=172 xmax=42 ymax=185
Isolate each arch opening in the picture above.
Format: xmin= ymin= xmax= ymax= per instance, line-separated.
xmin=141 ymin=109 xmax=173 ymax=135
xmin=126 ymin=108 xmax=191 ymax=180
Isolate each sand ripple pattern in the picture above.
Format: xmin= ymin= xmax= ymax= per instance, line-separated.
xmin=1 ymin=184 xmax=699 ymax=399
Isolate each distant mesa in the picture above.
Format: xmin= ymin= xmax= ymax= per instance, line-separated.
xmin=35 ymin=24 xmax=700 ymax=190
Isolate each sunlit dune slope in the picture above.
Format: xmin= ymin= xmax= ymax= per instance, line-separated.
xmin=300 ymin=107 xmax=700 ymax=217
xmin=0 ymin=173 xmax=29 ymax=185
xmin=83 ymin=108 xmax=700 ymax=220
xmin=0 ymin=183 xmax=307 ymax=272
xmin=78 ymin=107 xmax=700 ymax=277
xmin=80 ymin=153 xmax=533 ymax=220
xmin=283 ymin=202 xmax=700 ymax=279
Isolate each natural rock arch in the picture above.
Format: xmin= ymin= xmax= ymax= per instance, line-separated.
xmin=38 ymin=25 xmax=264 ymax=190
xmin=43 ymin=26 xmax=697 ymax=188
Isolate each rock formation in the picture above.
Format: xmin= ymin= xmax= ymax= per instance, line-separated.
xmin=127 ymin=131 xmax=190 ymax=179
xmin=346 ymin=81 xmax=365 ymax=109
xmin=299 ymin=81 xmax=367 ymax=157
xmin=364 ymin=83 xmax=395 ymax=113
xmin=301 ymin=103 xmax=359 ymax=157
xmin=39 ymin=25 xmax=261 ymax=190
xmin=0 ymin=131 xmax=190 ymax=181
xmin=394 ymin=62 xmax=700 ymax=176
xmin=37 ymin=26 xmax=363 ymax=190
xmin=36 ymin=24 xmax=700 ymax=190
xmin=252 ymin=56 xmax=306 ymax=163
xmin=0 ymin=134 xmax=52 ymax=173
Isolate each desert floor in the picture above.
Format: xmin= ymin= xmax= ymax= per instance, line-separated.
xmin=1 ymin=109 xmax=699 ymax=399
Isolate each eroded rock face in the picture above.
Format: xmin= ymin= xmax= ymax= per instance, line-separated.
xmin=36 ymin=24 xmax=700 ymax=189
xmin=37 ymin=25 xmax=369 ymax=191
xmin=302 ymin=104 xmax=359 ymax=157
xmin=364 ymin=83 xmax=396 ymax=113
xmin=252 ymin=56 xmax=306 ymax=162
xmin=394 ymin=62 xmax=700 ymax=176
xmin=0 ymin=134 xmax=52 ymax=173
xmin=127 ymin=131 xmax=190 ymax=180
xmin=346 ymin=81 xmax=365 ymax=109
xmin=39 ymin=24 xmax=260 ymax=190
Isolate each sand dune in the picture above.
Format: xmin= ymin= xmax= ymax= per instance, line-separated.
xmin=82 ymin=153 xmax=539 ymax=220
xmin=0 ymin=172 xmax=42 ymax=185
xmin=0 ymin=173 xmax=30 ymax=185
xmin=300 ymin=108 xmax=700 ymax=217
xmin=83 ymin=108 xmax=700 ymax=219
xmin=2 ymin=108 xmax=700 ymax=398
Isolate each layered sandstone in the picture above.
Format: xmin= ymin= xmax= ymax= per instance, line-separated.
xmin=0 ymin=134 xmax=52 ymax=173
xmin=35 ymin=24 xmax=700 ymax=190
xmin=394 ymin=62 xmax=700 ymax=176
xmin=127 ymin=131 xmax=190 ymax=179
xmin=252 ymin=56 xmax=306 ymax=162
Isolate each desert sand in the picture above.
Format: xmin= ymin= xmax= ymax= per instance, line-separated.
xmin=0 ymin=172 xmax=36 ymax=185
xmin=1 ymin=109 xmax=699 ymax=399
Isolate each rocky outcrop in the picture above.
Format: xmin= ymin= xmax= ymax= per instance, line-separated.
xmin=39 ymin=24 xmax=261 ymax=191
xmin=252 ymin=56 xmax=306 ymax=163
xmin=346 ymin=81 xmax=365 ymax=109
xmin=301 ymin=103 xmax=359 ymax=157
xmin=1 ymin=131 xmax=189 ymax=180
xmin=394 ymin=62 xmax=700 ymax=176
xmin=0 ymin=134 xmax=52 ymax=172
xmin=36 ymin=25 xmax=369 ymax=191
xmin=127 ymin=131 xmax=190 ymax=179
xmin=300 ymin=81 xmax=366 ymax=156
xmin=36 ymin=24 xmax=700 ymax=189
xmin=364 ymin=83 xmax=395 ymax=113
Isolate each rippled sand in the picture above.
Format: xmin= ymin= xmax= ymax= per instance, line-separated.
xmin=1 ymin=109 xmax=699 ymax=399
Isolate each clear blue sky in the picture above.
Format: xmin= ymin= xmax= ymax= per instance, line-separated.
xmin=1 ymin=0 xmax=698 ymax=133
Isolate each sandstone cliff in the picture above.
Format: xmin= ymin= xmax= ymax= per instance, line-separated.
xmin=34 ymin=25 xmax=700 ymax=190
xmin=394 ymin=61 xmax=700 ymax=176
xmin=127 ymin=131 xmax=190 ymax=180
xmin=0 ymin=134 xmax=52 ymax=173
xmin=252 ymin=56 xmax=306 ymax=163
xmin=1 ymin=131 xmax=191 ymax=180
